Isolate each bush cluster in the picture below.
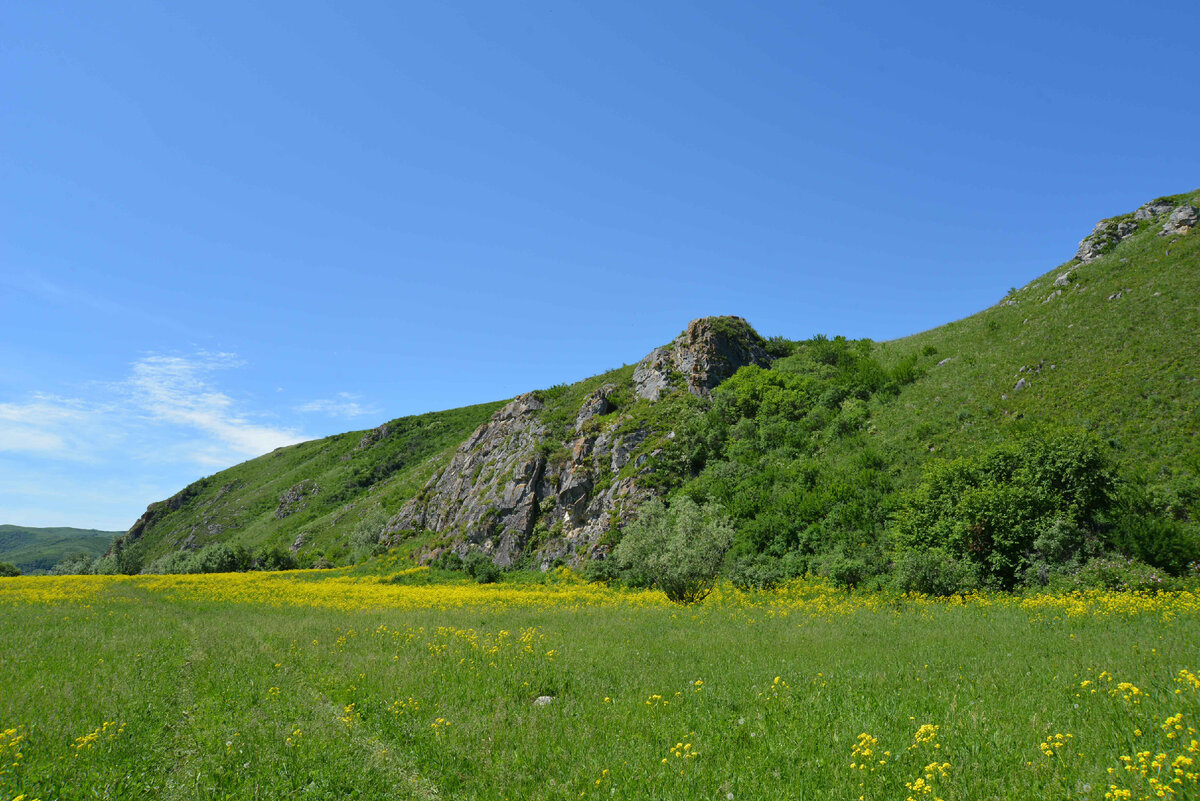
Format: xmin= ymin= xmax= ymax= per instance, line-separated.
xmin=54 ymin=542 xmax=314 ymax=576
xmin=611 ymin=496 xmax=734 ymax=603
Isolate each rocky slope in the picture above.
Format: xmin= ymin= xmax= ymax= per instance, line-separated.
xmin=384 ymin=316 xmax=771 ymax=567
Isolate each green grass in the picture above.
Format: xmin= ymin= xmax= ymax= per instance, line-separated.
xmin=869 ymin=187 xmax=1200 ymax=490
xmin=0 ymin=525 xmax=119 ymax=574
xmin=2 ymin=575 xmax=1198 ymax=800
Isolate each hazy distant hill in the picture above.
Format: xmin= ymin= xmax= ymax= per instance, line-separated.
xmin=0 ymin=525 xmax=120 ymax=574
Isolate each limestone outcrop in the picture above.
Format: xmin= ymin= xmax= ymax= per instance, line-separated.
xmin=632 ymin=316 xmax=770 ymax=401
xmin=384 ymin=316 xmax=771 ymax=568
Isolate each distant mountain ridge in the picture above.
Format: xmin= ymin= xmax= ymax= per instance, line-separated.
xmin=106 ymin=187 xmax=1200 ymax=574
xmin=0 ymin=525 xmax=119 ymax=574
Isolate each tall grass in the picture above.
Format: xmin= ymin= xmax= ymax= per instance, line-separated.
xmin=1 ymin=573 xmax=1198 ymax=800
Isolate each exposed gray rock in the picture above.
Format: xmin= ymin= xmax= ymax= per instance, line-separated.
xmin=1161 ymin=205 xmax=1198 ymax=236
xmin=574 ymin=385 xmax=615 ymax=432
xmin=633 ymin=317 xmax=770 ymax=401
xmin=290 ymin=531 xmax=307 ymax=554
xmin=356 ymin=424 xmax=391 ymax=451
xmin=533 ymin=696 xmax=555 ymax=706
xmin=1053 ymin=271 xmax=1072 ymax=287
xmin=275 ymin=480 xmax=319 ymax=520
xmin=1076 ymin=217 xmax=1140 ymax=263
xmin=936 ymin=358 xmax=952 ymax=367
xmin=1134 ymin=200 xmax=1176 ymax=220
xmin=1043 ymin=289 xmax=1062 ymax=303
xmin=384 ymin=392 xmax=652 ymax=568
xmin=385 ymin=317 xmax=771 ymax=569
xmin=1014 ymin=378 xmax=1028 ymax=391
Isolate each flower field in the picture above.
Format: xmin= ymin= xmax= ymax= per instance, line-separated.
xmin=1 ymin=572 xmax=1198 ymax=800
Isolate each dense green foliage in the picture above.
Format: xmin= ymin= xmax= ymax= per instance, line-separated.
xmin=892 ymin=430 xmax=1118 ymax=588
xmin=0 ymin=561 xmax=19 ymax=577
xmin=0 ymin=525 xmax=118 ymax=574
xmin=611 ymin=496 xmax=735 ymax=603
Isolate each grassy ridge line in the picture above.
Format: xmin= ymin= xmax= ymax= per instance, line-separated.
xmin=0 ymin=525 xmax=119 ymax=574
xmin=121 ymin=400 xmax=508 ymax=564
xmin=0 ymin=573 xmax=1197 ymax=800
xmin=870 ymin=187 xmax=1200 ymax=488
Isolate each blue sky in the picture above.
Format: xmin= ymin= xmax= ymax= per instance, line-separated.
xmin=2 ymin=1 xmax=1198 ymax=530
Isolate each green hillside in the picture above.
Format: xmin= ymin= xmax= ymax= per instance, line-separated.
xmin=0 ymin=525 xmax=119 ymax=574
xmin=871 ymin=194 xmax=1200 ymax=488
xmin=114 ymin=401 xmax=507 ymax=567
xmin=103 ymin=188 xmax=1200 ymax=583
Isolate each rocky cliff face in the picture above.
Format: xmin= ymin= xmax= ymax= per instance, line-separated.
xmin=633 ymin=316 xmax=770 ymax=401
xmin=384 ymin=316 xmax=770 ymax=567
xmin=1075 ymin=198 xmax=1198 ymax=263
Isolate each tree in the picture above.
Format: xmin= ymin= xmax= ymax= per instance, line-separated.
xmin=0 ymin=561 xmax=20 ymax=577
xmin=613 ymin=496 xmax=735 ymax=604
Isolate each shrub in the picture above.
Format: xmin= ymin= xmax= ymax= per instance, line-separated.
xmin=51 ymin=552 xmax=95 ymax=575
xmin=463 ymin=551 xmax=501 ymax=584
xmin=580 ymin=557 xmax=621 ymax=585
xmin=725 ymin=554 xmax=785 ymax=591
xmin=350 ymin=508 xmax=388 ymax=562
xmin=1107 ymin=486 xmax=1200 ymax=574
xmin=431 ymin=550 xmax=464 ymax=571
xmin=891 ymin=549 xmax=979 ymax=596
xmin=254 ymin=547 xmax=297 ymax=572
xmin=1073 ymin=556 xmax=1175 ymax=593
xmin=0 ymin=562 xmax=19 ymax=577
xmin=892 ymin=429 xmax=1118 ymax=588
xmin=612 ymin=496 xmax=735 ymax=604
xmin=816 ymin=550 xmax=870 ymax=590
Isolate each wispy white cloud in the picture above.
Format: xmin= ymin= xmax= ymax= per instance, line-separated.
xmin=125 ymin=353 xmax=306 ymax=458
xmin=0 ymin=353 xmax=307 ymax=467
xmin=295 ymin=392 xmax=378 ymax=418
xmin=0 ymin=395 xmax=105 ymax=459
xmin=0 ymin=351 xmax=314 ymax=529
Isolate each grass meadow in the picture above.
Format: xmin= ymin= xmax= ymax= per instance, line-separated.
xmin=2 ymin=571 xmax=1198 ymax=801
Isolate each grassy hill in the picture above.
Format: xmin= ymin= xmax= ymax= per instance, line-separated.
xmin=106 ymin=188 xmax=1200 ymax=580
xmin=116 ymin=401 xmax=507 ymax=566
xmin=870 ymin=194 xmax=1199 ymax=489
xmin=0 ymin=525 xmax=119 ymax=574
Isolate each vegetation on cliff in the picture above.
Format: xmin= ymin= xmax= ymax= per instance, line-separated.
xmin=67 ymin=189 xmax=1200 ymax=594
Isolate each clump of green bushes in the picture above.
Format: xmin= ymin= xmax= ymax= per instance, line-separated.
xmin=611 ymin=496 xmax=734 ymax=603
xmin=53 ymin=542 xmax=321 ymax=576
xmin=891 ymin=429 xmax=1199 ymax=590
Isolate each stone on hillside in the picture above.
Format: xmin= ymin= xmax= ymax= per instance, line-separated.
xmin=1042 ymin=289 xmax=1062 ymax=303
xmin=1014 ymin=378 xmax=1028 ymax=391
xmin=574 ymin=385 xmax=615 ymax=432
xmin=936 ymin=357 xmax=952 ymax=367
xmin=533 ymin=696 xmax=555 ymax=706
xmin=633 ymin=317 xmax=771 ymax=401
xmin=1075 ymin=217 xmax=1139 ymax=263
xmin=275 ymin=480 xmax=319 ymax=520
xmin=356 ymin=423 xmax=391 ymax=451
xmin=1160 ymin=205 xmax=1198 ymax=236
xmin=1053 ymin=271 xmax=1072 ymax=287
xmin=384 ymin=388 xmax=653 ymax=569
xmin=1134 ymin=200 xmax=1176 ymax=220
